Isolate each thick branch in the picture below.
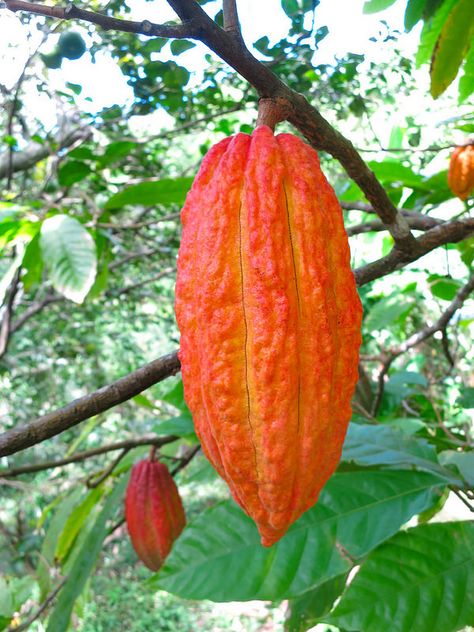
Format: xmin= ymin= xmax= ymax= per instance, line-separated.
xmin=0 ymin=125 xmax=90 ymax=178
xmin=5 ymin=0 xmax=418 ymax=255
xmin=1 ymin=217 xmax=472 ymax=458
xmin=0 ymin=352 xmax=180 ymax=457
xmin=354 ymin=219 xmax=474 ymax=286
xmin=165 ymin=1 xmax=418 ymax=254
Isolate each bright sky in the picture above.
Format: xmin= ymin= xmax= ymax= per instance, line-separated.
xmin=0 ymin=0 xmax=418 ymax=115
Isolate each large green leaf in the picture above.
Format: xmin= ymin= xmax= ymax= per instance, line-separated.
xmin=104 ymin=177 xmax=193 ymax=210
xmin=416 ymin=0 xmax=457 ymax=67
xmin=46 ymin=476 xmax=128 ymax=632
xmin=37 ymin=487 xmax=83 ymax=600
xmin=326 ymin=521 xmax=474 ymax=632
xmin=40 ymin=215 xmax=97 ymax=303
xmin=404 ymin=0 xmax=427 ymax=31
xmin=55 ymin=486 xmax=104 ymax=562
xmin=58 ymin=160 xmax=91 ymax=187
xmin=342 ymin=424 xmax=459 ymax=483
xmin=367 ymin=160 xmax=428 ymax=190
xmin=459 ymin=40 xmax=474 ymax=102
xmin=151 ymin=469 xmax=447 ymax=601
xmin=430 ymin=0 xmax=474 ymax=98
xmin=364 ymin=294 xmax=414 ymax=330
xmin=439 ymin=450 xmax=474 ymax=486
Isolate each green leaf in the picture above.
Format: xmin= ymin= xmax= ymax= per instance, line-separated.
xmin=21 ymin=233 xmax=43 ymax=290
xmin=326 ymin=521 xmax=474 ymax=632
xmin=368 ymin=160 xmax=427 ymax=190
xmin=363 ymin=0 xmax=397 ymax=13
xmin=430 ymin=0 xmax=474 ymax=98
xmin=459 ymin=40 xmax=474 ymax=103
xmin=152 ymin=470 xmax=447 ymax=601
xmin=161 ymin=380 xmax=190 ymax=415
xmin=40 ymin=215 xmax=97 ymax=303
xmin=342 ymin=423 xmax=458 ymax=482
xmin=416 ymin=0 xmax=457 ymax=67
xmin=58 ymin=160 xmax=91 ymax=187
xmin=99 ymin=142 xmax=138 ymax=165
xmin=46 ymin=476 xmax=128 ymax=632
xmin=380 ymin=417 xmax=426 ymax=434
xmin=104 ymin=177 xmax=193 ymax=210
xmin=153 ymin=415 xmax=196 ymax=437
xmin=285 ymin=574 xmax=347 ymax=632
xmin=55 ymin=486 xmax=104 ymax=562
xmin=439 ymin=451 xmax=474 ymax=486
xmin=457 ymin=386 xmax=474 ymax=409
xmin=37 ymin=487 xmax=83 ymax=600
xmin=428 ymin=273 xmax=461 ymax=300
xmin=170 ymin=40 xmax=196 ymax=56
xmin=404 ymin=0 xmax=427 ymax=31
xmin=281 ymin=0 xmax=299 ymax=17
xmin=365 ymin=294 xmax=414 ymax=330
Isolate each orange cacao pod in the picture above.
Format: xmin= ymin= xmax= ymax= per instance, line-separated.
xmin=448 ymin=143 xmax=474 ymax=200
xmin=125 ymin=457 xmax=186 ymax=570
xmin=175 ymin=125 xmax=362 ymax=546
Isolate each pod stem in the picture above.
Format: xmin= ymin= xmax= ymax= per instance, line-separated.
xmin=256 ymin=97 xmax=292 ymax=131
xmin=149 ymin=445 xmax=157 ymax=462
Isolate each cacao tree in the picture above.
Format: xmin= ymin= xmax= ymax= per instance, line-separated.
xmin=0 ymin=0 xmax=473 ymax=631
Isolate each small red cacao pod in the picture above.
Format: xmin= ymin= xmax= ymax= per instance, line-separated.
xmin=175 ymin=125 xmax=362 ymax=546
xmin=125 ymin=458 xmax=186 ymax=571
xmin=448 ymin=143 xmax=474 ymax=200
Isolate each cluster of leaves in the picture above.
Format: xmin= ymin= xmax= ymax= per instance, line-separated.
xmin=364 ymin=0 xmax=474 ymax=101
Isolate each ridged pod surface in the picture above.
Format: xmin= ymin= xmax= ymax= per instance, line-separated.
xmin=448 ymin=144 xmax=474 ymax=200
xmin=175 ymin=125 xmax=362 ymax=546
xmin=125 ymin=458 xmax=186 ymax=570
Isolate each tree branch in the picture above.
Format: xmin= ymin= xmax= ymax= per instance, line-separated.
xmin=4 ymin=0 xmax=197 ymax=38
xmin=0 ymin=268 xmax=21 ymax=359
xmin=347 ymin=214 xmax=442 ymax=236
xmin=0 ymin=434 xmax=178 ymax=477
xmin=371 ymin=272 xmax=474 ymax=415
xmin=1 ymin=217 xmax=472 ymax=458
xmin=5 ymin=0 xmax=418 ymax=255
xmin=354 ymin=219 xmax=474 ymax=286
xmin=7 ymin=577 xmax=68 ymax=632
xmin=0 ymin=125 xmax=91 ymax=179
xmin=0 ymin=352 xmax=180 ymax=457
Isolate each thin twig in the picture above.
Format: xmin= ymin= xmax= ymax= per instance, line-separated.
xmin=171 ymin=444 xmax=201 ymax=475
xmin=86 ymin=447 xmax=130 ymax=488
xmin=0 ymin=434 xmax=178 ymax=477
xmin=7 ymin=576 xmax=67 ymax=632
xmin=371 ymin=273 xmax=474 ymax=415
xmin=5 ymin=0 xmax=197 ymax=38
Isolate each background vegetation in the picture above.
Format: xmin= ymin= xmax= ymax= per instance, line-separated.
xmin=0 ymin=0 xmax=473 ymax=630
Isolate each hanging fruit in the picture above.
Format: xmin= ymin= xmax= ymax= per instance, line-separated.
xmin=175 ymin=124 xmax=362 ymax=546
xmin=125 ymin=455 xmax=186 ymax=570
xmin=448 ymin=143 xmax=474 ymax=200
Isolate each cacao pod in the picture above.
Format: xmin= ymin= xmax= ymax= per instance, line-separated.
xmin=125 ymin=457 xmax=186 ymax=570
xmin=175 ymin=125 xmax=362 ymax=546
xmin=448 ymin=143 xmax=474 ymax=200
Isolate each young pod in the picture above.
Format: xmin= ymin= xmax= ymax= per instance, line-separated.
xmin=125 ymin=457 xmax=186 ymax=570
